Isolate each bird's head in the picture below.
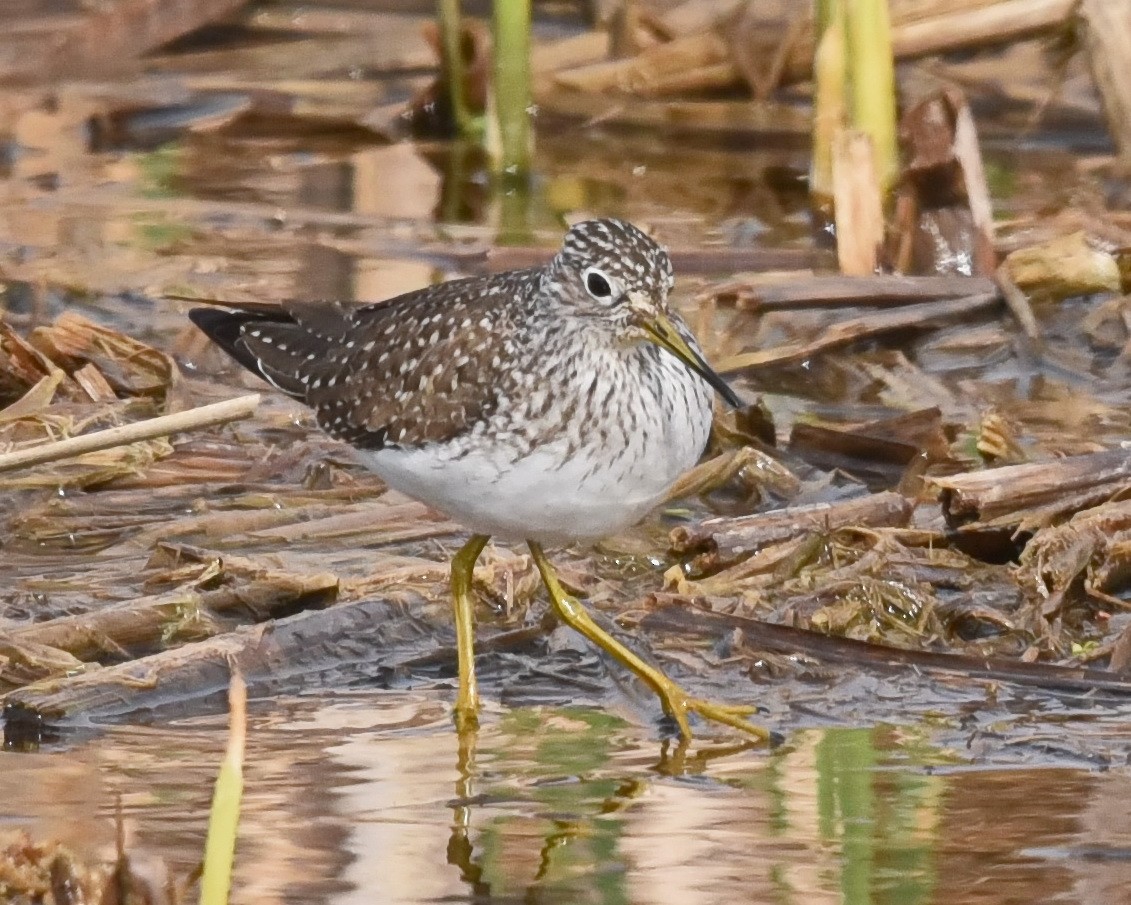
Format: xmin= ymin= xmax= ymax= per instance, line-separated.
xmin=545 ymin=218 xmax=740 ymax=407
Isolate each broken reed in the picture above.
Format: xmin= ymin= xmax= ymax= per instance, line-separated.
xmin=811 ymin=0 xmax=899 ymax=275
xmin=810 ymin=0 xmax=898 ymax=200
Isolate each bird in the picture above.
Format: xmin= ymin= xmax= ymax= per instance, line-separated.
xmin=188 ymin=217 xmax=766 ymax=741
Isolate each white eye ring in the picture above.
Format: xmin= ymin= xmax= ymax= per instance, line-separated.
xmin=583 ymin=267 xmax=616 ymax=300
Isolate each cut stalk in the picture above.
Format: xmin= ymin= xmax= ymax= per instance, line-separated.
xmin=846 ymin=0 xmax=898 ymax=191
xmin=810 ymin=0 xmax=847 ymax=202
xmin=0 ymin=394 xmax=260 ymax=473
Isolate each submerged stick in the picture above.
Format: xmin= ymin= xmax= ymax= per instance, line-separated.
xmin=644 ymin=601 xmax=1131 ymax=698
xmin=2 ymin=597 xmax=544 ymax=728
xmin=0 ymin=394 xmax=260 ymax=473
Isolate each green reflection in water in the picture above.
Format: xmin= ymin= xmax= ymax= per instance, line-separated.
xmin=473 ymin=708 xmax=630 ymax=904
xmin=984 ymin=158 xmax=1018 ymax=202
xmin=496 ymin=176 xmax=535 ymax=246
xmin=138 ymin=145 xmax=182 ymax=199
xmin=815 ymin=727 xmax=939 ymax=905
xmin=454 ymin=712 xmax=944 ymax=905
xmin=131 ymin=146 xmax=192 ymax=251
xmin=132 ymin=213 xmax=193 ymax=252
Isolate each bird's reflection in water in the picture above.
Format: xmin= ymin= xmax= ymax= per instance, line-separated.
xmin=652 ymin=736 xmax=765 ymax=779
xmin=446 ymin=725 xmax=489 ymax=897
xmin=443 ymin=720 xmax=764 ymax=902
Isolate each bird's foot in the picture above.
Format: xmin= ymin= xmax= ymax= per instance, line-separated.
xmin=658 ymin=682 xmax=769 ymax=743
xmin=525 ymin=541 xmax=770 ymax=744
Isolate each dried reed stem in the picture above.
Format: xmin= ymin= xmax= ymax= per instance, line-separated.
xmin=0 ymin=394 xmax=260 ymax=473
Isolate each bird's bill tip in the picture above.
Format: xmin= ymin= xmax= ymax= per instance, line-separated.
xmin=639 ymin=313 xmax=742 ymax=409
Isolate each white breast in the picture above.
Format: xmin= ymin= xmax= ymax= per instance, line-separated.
xmin=355 ymin=344 xmax=713 ymax=545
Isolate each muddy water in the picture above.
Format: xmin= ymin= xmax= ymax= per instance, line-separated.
xmin=7 ymin=690 xmax=1128 ymax=905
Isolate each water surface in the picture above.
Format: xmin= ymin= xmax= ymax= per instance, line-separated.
xmin=7 ymin=692 xmax=1129 ymax=904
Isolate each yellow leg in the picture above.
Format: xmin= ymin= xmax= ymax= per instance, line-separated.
xmin=451 ymin=533 xmax=490 ymax=730
xmin=528 ymin=541 xmax=768 ymax=743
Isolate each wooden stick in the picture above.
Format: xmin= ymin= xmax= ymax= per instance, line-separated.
xmin=0 ymin=0 xmax=248 ymax=82
xmin=10 ymin=569 xmax=338 ymax=661
xmin=995 ymin=262 xmax=1041 ymax=340
xmin=928 ymin=448 xmax=1131 ymax=530
xmin=716 ymin=273 xmax=999 ymax=310
xmin=890 ymin=0 xmax=1077 ymax=59
xmin=952 ymin=94 xmax=998 ymax=275
xmin=671 ymin=490 xmax=914 ymax=571
xmin=625 ymin=0 xmax=1078 ymax=91
xmin=0 ymin=394 xmax=260 ymax=474
xmin=716 ymin=292 xmax=1000 ymax=373
xmin=1 ymin=598 xmax=544 ymax=727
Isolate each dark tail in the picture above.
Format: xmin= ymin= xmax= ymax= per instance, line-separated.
xmin=189 ymin=307 xmax=298 ymax=395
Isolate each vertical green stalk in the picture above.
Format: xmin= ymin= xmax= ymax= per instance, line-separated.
xmin=846 ymin=0 xmax=898 ymax=191
xmin=438 ymin=0 xmax=472 ymax=138
xmin=815 ymin=0 xmax=839 ymax=35
xmin=199 ymin=672 xmax=247 ymax=905
xmin=493 ymin=0 xmax=533 ymax=177
xmin=810 ymin=0 xmax=847 ymax=202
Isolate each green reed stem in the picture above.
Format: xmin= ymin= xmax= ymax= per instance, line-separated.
xmin=199 ymin=672 xmax=247 ymax=905
xmin=492 ymin=0 xmax=532 ymax=177
xmin=810 ymin=0 xmax=847 ymax=201
xmin=846 ymin=0 xmax=898 ymax=191
xmin=438 ymin=0 xmax=473 ymax=138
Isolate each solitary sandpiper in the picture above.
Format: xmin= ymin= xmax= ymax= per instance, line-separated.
xmin=189 ymin=218 xmax=766 ymax=741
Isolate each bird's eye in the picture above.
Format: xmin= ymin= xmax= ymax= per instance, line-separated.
xmin=584 ymin=268 xmax=613 ymax=299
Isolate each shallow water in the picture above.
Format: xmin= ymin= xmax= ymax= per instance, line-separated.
xmin=7 ymin=691 xmax=1130 ymax=905
xmin=4 ymin=3 xmax=1131 ymax=901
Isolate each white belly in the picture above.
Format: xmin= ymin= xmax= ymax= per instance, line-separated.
xmin=355 ymin=353 xmax=712 ymax=544
xmin=359 ymin=441 xmax=679 ymax=544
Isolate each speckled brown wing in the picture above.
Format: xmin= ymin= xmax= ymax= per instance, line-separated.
xmin=190 ymin=269 xmax=541 ymax=450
